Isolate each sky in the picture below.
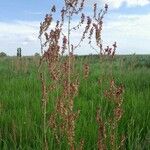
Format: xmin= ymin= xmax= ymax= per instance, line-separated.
xmin=0 ymin=0 xmax=150 ymax=55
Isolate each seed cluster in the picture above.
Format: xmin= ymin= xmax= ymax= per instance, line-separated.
xmin=38 ymin=1 xmax=125 ymax=150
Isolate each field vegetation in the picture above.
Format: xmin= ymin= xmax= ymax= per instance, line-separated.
xmin=0 ymin=0 xmax=150 ymax=149
xmin=0 ymin=55 xmax=150 ymax=149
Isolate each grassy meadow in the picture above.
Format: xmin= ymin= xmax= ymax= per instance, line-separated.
xmin=0 ymin=55 xmax=150 ymax=150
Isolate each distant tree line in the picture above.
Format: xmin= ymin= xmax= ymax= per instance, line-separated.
xmin=0 ymin=48 xmax=41 ymax=57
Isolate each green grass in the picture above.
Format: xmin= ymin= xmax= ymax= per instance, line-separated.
xmin=0 ymin=55 xmax=150 ymax=150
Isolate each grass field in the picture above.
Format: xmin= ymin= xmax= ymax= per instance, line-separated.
xmin=0 ymin=55 xmax=150 ymax=150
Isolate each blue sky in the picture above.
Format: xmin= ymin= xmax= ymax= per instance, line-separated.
xmin=0 ymin=0 xmax=150 ymax=55
xmin=0 ymin=0 xmax=64 ymax=21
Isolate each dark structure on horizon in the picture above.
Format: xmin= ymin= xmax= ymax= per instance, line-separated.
xmin=17 ymin=48 xmax=22 ymax=57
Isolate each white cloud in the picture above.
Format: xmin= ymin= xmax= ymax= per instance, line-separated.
xmin=0 ymin=21 xmax=40 ymax=55
xmin=0 ymin=12 xmax=150 ymax=55
xmin=87 ymin=0 xmax=150 ymax=9
xmin=102 ymin=13 xmax=150 ymax=54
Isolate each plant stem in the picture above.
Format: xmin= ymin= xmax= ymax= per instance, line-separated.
xmin=68 ymin=11 xmax=71 ymax=100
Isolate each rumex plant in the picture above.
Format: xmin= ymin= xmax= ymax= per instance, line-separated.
xmin=38 ymin=1 xmax=87 ymax=149
xmin=96 ymin=80 xmax=125 ymax=150
xmin=38 ymin=0 xmax=125 ymax=149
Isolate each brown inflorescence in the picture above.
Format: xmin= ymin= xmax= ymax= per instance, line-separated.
xmin=38 ymin=1 xmax=125 ymax=150
xmin=83 ymin=63 xmax=90 ymax=79
xmin=96 ymin=109 xmax=107 ymax=150
xmin=104 ymin=79 xmax=125 ymax=149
